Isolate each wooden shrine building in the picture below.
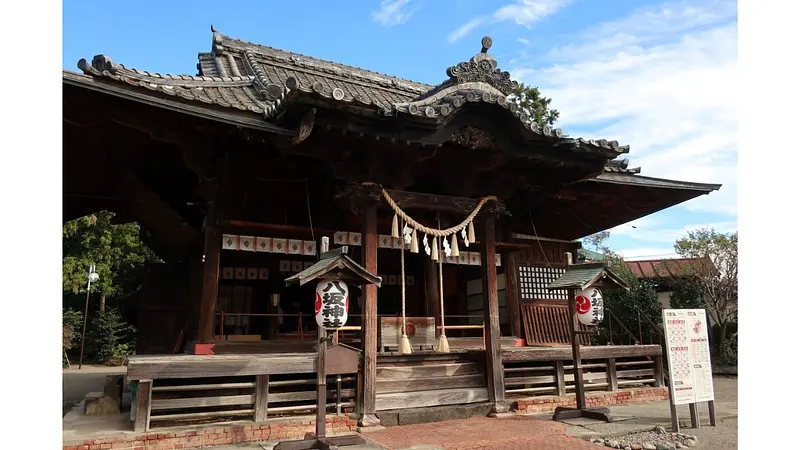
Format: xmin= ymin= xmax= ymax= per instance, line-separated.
xmin=63 ymin=28 xmax=721 ymax=431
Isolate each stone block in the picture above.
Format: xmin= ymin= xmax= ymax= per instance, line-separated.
xmin=84 ymin=392 xmax=121 ymax=416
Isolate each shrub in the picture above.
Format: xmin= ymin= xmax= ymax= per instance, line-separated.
xmin=63 ymin=308 xmax=84 ymax=368
xmin=722 ymin=332 xmax=737 ymax=366
xmin=87 ymin=308 xmax=136 ymax=365
xmin=105 ymin=343 xmax=133 ymax=366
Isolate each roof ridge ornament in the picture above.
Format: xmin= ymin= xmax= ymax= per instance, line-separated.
xmin=444 ymin=36 xmax=517 ymax=96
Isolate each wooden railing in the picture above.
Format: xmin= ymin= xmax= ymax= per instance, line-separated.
xmin=142 ymin=373 xmax=357 ymax=430
xmin=501 ymin=345 xmax=665 ymax=400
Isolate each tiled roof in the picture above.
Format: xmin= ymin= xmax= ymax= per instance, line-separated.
xmin=68 ymin=27 xmax=632 ymax=158
xmin=547 ymin=263 xmax=629 ymax=291
xmin=77 ymin=54 xmax=286 ymax=118
xmin=625 ymin=257 xmax=708 ymax=279
xmin=199 ymin=29 xmax=628 ymax=156
xmin=604 ymin=158 xmax=641 ymax=174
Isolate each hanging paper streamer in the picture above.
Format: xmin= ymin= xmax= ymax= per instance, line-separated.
xmin=461 ymin=228 xmax=470 ymax=248
xmin=442 ymin=237 xmax=451 ymax=258
xmin=423 ymin=234 xmax=431 ymax=256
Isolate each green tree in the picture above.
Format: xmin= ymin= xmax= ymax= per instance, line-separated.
xmin=673 ymin=228 xmax=738 ymax=359
xmin=600 ymin=250 xmax=663 ymax=345
xmin=669 ymin=278 xmax=704 ymax=309
xmin=583 ymin=231 xmax=611 ymax=253
xmin=509 ymin=83 xmax=560 ymax=127
xmin=63 ymin=211 xmax=160 ymax=311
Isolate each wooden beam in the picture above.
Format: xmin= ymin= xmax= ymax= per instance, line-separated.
xmin=480 ymin=216 xmax=509 ymax=415
xmin=502 ymin=344 xmax=663 ymax=362
xmin=126 ymin=354 xmax=316 ymax=380
xmin=123 ymin=172 xmax=198 ymax=260
xmin=359 ymin=205 xmax=380 ymax=427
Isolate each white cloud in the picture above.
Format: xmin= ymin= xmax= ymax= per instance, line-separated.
xmin=448 ymin=18 xmax=485 ymax=43
xmin=509 ymin=0 xmax=738 ymax=218
xmin=617 ymin=247 xmax=681 ymax=260
xmin=449 ymin=0 xmax=571 ymax=43
xmin=372 ymin=0 xmax=415 ymax=27
xmin=493 ymin=0 xmax=573 ymax=27
xmin=610 ymin=218 xmax=738 ymax=245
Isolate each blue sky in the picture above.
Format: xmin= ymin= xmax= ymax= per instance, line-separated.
xmin=63 ymin=0 xmax=738 ymax=259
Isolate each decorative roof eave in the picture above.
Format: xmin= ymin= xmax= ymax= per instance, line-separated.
xmin=75 ymin=54 xmax=291 ymax=122
xmin=63 ymin=70 xmax=294 ymax=135
xmin=591 ymin=172 xmax=722 ymax=192
xmin=284 ymin=246 xmax=382 ymax=287
xmin=547 ymin=262 xmax=630 ymax=291
xmin=604 ymin=158 xmax=641 ymax=174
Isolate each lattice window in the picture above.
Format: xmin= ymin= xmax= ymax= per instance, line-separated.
xmin=517 ymin=265 xmax=569 ymax=301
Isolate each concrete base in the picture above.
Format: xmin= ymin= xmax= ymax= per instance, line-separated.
xmin=358 ymin=413 xmax=381 ymax=428
xmin=376 ymin=402 xmax=493 ymax=427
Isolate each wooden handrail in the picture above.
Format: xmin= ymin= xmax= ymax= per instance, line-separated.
xmin=605 ymin=308 xmax=639 ymax=345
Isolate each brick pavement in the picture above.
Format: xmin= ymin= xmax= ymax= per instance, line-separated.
xmin=363 ymin=416 xmax=596 ymax=450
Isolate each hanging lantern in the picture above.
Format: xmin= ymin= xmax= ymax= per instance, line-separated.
xmin=575 ymin=287 xmax=603 ymax=326
xmin=314 ymin=279 xmax=349 ymax=330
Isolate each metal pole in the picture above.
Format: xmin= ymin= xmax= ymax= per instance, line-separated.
xmin=78 ymin=278 xmax=92 ymax=370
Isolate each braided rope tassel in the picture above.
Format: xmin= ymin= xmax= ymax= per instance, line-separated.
xmin=398 ymin=219 xmax=412 ymax=355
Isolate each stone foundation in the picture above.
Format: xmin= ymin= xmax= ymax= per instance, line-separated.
xmin=514 ymin=387 xmax=669 ymax=413
xmin=62 ymin=415 xmax=357 ymax=450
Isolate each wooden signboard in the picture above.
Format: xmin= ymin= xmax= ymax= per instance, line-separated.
xmin=380 ymin=317 xmax=436 ymax=352
xmin=326 ymin=343 xmax=361 ymax=375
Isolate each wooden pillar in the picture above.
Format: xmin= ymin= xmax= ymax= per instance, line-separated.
xmin=607 ymin=358 xmax=618 ymax=392
xmin=555 ymin=360 xmax=566 ymax=396
xmin=134 ymin=379 xmax=152 ymax=433
xmin=358 ymin=205 xmax=380 ymax=427
xmin=567 ymin=286 xmax=587 ymax=410
xmin=653 ymin=355 xmax=665 ymax=387
xmin=425 ymin=260 xmax=440 ymax=322
xmin=480 ymin=216 xmax=509 ymax=415
xmin=504 ymin=252 xmax=521 ymax=339
xmin=254 ymin=375 xmax=269 ymax=422
xmin=198 ymin=202 xmax=221 ymax=345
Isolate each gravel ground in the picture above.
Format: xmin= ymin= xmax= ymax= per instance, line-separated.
xmin=690 ymin=417 xmax=737 ymax=450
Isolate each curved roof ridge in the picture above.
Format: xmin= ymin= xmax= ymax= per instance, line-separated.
xmin=214 ymin=31 xmax=434 ymax=96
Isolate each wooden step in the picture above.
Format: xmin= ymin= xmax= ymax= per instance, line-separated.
xmin=376 ymin=362 xmax=478 ymax=380
xmin=376 ymin=374 xmax=486 ymax=394
xmin=376 ymin=387 xmax=489 ymax=411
